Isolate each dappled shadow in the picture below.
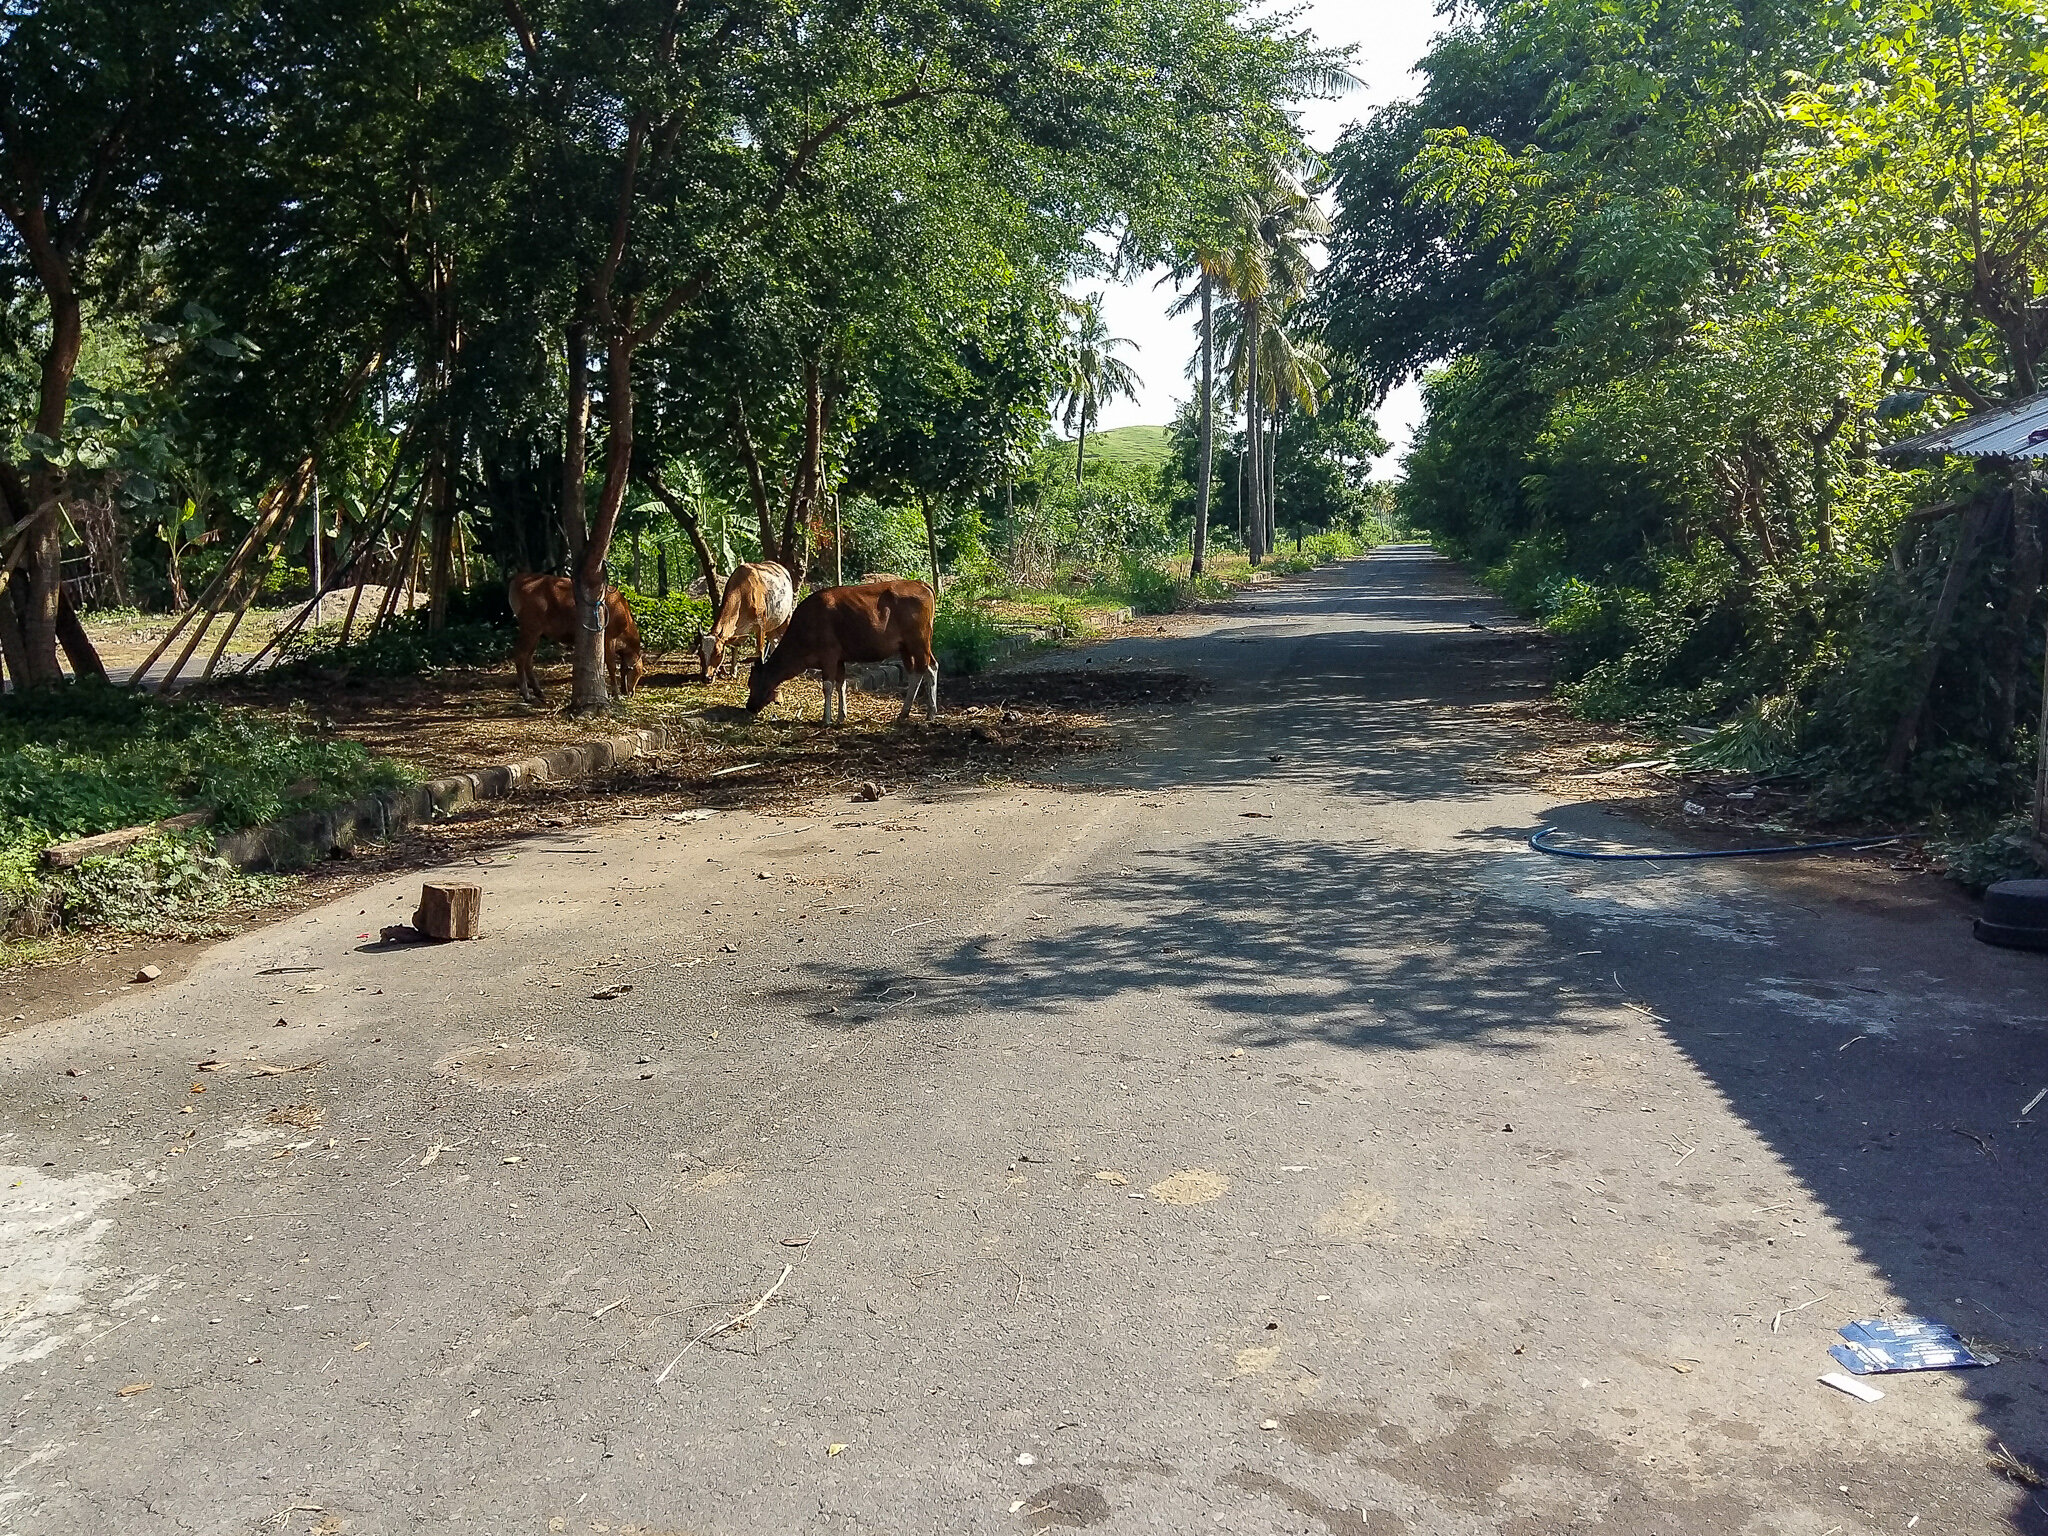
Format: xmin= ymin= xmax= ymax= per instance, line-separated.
xmin=771 ymin=545 xmax=2048 ymax=1527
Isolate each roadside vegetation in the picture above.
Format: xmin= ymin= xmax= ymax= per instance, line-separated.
xmin=1 ymin=0 xmax=1409 ymax=944
xmin=1318 ymin=0 xmax=2048 ymax=882
xmin=0 ymin=686 xmax=406 ymax=936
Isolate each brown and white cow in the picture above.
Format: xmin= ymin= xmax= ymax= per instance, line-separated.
xmin=744 ymin=579 xmax=937 ymax=725
xmin=506 ymin=573 xmax=644 ymax=706
xmin=697 ymin=561 xmax=797 ymax=679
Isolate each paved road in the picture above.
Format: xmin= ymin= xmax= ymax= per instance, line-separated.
xmin=6 ymin=547 xmax=2047 ymax=1535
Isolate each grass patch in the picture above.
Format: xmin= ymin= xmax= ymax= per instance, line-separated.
xmin=0 ymin=682 xmax=408 ymax=935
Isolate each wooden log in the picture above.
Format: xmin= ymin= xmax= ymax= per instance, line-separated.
xmin=42 ymin=810 xmax=214 ymax=869
xmin=413 ymin=881 xmax=482 ymax=941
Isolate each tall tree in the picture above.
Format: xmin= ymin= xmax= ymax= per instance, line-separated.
xmin=0 ymin=0 xmax=228 ymax=680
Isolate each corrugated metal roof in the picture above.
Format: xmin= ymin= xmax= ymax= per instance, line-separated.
xmin=1880 ymin=392 xmax=2048 ymax=461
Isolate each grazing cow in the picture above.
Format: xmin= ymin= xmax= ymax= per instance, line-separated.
xmin=744 ymin=579 xmax=938 ymax=725
xmin=697 ymin=561 xmax=797 ymax=679
xmin=507 ymin=573 xmax=644 ymax=705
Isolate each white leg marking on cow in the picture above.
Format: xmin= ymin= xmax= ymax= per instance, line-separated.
xmin=927 ymin=666 xmax=940 ymax=720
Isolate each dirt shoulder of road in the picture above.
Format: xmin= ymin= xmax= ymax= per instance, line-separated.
xmin=1 ymin=662 xmax=1199 ymax=1035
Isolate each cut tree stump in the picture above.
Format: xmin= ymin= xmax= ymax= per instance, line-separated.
xmin=414 ymin=882 xmax=481 ymax=941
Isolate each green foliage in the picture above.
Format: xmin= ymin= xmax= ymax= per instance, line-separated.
xmin=279 ymin=617 xmax=516 ymax=679
xmin=49 ymin=836 xmax=288 ymax=938
xmin=1116 ymin=556 xmax=1185 ymax=614
xmin=622 ymin=590 xmax=714 ymax=657
xmin=932 ymin=589 xmax=1006 ymax=674
xmin=0 ymin=683 xmax=405 ymax=931
xmin=1932 ymin=818 xmax=2048 ymax=895
xmin=1328 ymin=0 xmax=2048 ymax=833
xmin=1077 ymin=425 xmax=1174 ymax=473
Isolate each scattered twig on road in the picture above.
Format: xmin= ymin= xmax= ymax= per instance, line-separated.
xmin=592 ymin=1296 xmax=628 ymax=1320
xmin=2017 ymin=1087 xmax=2046 ymax=1126
xmin=655 ymin=1265 xmax=794 ymax=1385
xmin=1990 ymin=1441 xmax=2046 ymax=1489
xmin=1673 ymin=1143 xmax=1699 ymax=1167
xmin=1948 ymin=1126 xmax=1995 ymax=1160
xmin=625 ymin=1201 xmax=653 ymax=1233
xmin=890 ymin=919 xmax=937 ymax=935
xmin=1771 ymin=1293 xmax=1830 ymax=1333
xmin=709 ymin=762 xmax=764 ymax=778
xmin=1837 ymin=1034 xmax=1867 ymax=1053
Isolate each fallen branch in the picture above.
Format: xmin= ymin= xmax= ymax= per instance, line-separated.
xmin=654 ymin=1264 xmax=793 ymax=1384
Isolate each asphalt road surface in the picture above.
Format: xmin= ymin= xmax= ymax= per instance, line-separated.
xmin=6 ymin=547 xmax=2047 ymax=1536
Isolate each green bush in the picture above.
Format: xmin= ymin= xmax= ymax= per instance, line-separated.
xmin=51 ymin=835 xmax=288 ymax=937
xmin=0 ymin=682 xmax=406 ymax=933
xmin=933 ymin=590 xmax=1005 ymax=674
xmin=279 ymin=613 xmax=515 ymax=677
xmin=1118 ymin=556 xmax=1183 ymax=614
xmin=1932 ymin=816 xmax=2048 ymax=894
xmin=622 ymin=590 xmax=713 ymax=656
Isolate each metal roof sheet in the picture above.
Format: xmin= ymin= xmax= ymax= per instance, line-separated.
xmin=1880 ymin=392 xmax=2048 ymax=461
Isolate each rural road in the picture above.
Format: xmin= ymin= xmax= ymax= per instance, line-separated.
xmin=6 ymin=546 xmax=2048 ymax=1535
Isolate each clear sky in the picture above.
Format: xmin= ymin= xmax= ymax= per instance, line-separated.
xmin=1078 ymin=0 xmax=1445 ymax=471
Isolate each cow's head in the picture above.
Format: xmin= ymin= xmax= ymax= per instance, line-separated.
xmin=695 ymin=628 xmax=720 ymax=680
xmin=610 ymin=633 xmax=645 ymax=696
xmin=744 ymin=660 xmax=780 ymax=715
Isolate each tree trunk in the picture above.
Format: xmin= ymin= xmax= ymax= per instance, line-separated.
xmin=2036 ymin=602 xmax=2048 ymax=843
xmin=1245 ymin=365 xmax=1264 ymax=563
xmin=729 ymin=396 xmax=776 ymax=560
xmin=1074 ymin=414 xmax=1087 ymax=488
xmin=1811 ymin=399 xmax=1848 ymax=559
xmin=641 ymin=468 xmax=722 ymax=613
xmin=1193 ymin=276 xmax=1213 ymax=577
xmin=921 ymin=493 xmax=942 ymax=595
xmin=0 ymin=577 xmax=29 ymax=687
xmin=55 ymin=589 xmax=107 ymax=682
xmin=1266 ymin=414 xmax=1280 ymax=553
xmin=776 ymin=359 xmax=821 ymax=581
xmin=1995 ymin=481 xmax=2044 ymax=749
xmin=426 ymin=440 xmax=457 ymax=635
xmin=1886 ymin=499 xmax=1993 ymax=777
xmin=18 ymin=283 xmax=83 ymax=680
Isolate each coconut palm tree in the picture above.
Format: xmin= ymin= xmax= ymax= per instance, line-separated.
xmin=1054 ymin=294 xmax=1142 ymax=487
xmin=1257 ymin=316 xmax=1330 ymax=550
xmin=1215 ymin=169 xmax=1329 ymax=560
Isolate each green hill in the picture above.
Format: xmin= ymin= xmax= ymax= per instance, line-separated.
xmin=1054 ymin=424 xmax=1173 ymax=473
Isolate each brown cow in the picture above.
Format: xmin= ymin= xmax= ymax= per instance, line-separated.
xmin=507 ymin=574 xmax=644 ymax=706
xmin=744 ymin=579 xmax=937 ymax=725
xmin=697 ymin=561 xmax=797 ymax=679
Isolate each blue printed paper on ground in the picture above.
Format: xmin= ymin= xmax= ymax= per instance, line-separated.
xmin=1828 ymin=1317 xmax=1998 ymax=1375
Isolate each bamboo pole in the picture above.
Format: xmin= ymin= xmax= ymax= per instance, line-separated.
xmin=238 ymin=487 xmax=411 ymax=676
xmin=199 ymin=573 xmax=261 ymax=681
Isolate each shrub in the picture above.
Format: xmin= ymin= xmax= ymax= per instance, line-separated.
xmin=622 ymin=590 xmax=713 ymax=657
xmin=933 ymin=589 xmax=1005 ymax=674
xmin=1932 ymin=816 xmax=2048 ymax=894
xmin=50 ymin=835 xmax=288 ymax=937
xmin=0 ymin=683 xmax=406 ymax=935
xmin=1118 ymin=556 xmax=1183 ymax=614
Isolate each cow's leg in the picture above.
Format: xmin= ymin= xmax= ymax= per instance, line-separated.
xmin=897 ymin=664 xmax=918 ymax=721
xmin=925 ymin=665 xmax=939 ymax=721
xmin=820 ymin=670 xmax=835 ymax=724
xmin=514 ymin=635 xmax=543 ymax=705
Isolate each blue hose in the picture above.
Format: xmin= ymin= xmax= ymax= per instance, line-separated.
xmin=1529 ymin=825 xmax=1899 ymax=861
